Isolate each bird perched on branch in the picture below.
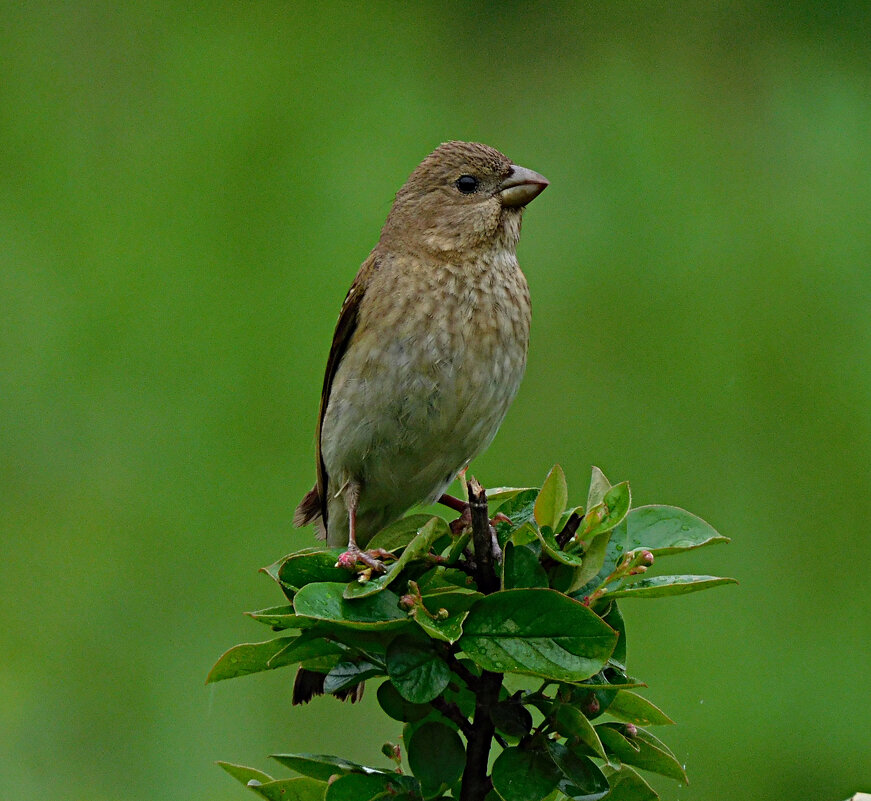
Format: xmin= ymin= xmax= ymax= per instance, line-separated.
xmin=294 ymin=140 xmax=548 ymax=572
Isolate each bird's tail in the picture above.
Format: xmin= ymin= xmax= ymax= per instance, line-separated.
xmin=292 ymin=667 xmax=364 ymax=705
xmin=293 ymin=484 xmax=326 ymax=540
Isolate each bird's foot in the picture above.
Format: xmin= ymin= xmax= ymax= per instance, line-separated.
xmin=336 ymin=545 xmax=393 ymax=575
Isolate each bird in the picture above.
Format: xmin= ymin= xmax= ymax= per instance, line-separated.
xmin=294 ymin=140 xmax=548 ymax=569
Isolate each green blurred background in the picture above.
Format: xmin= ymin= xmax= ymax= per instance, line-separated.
xmin=2 ymin=2 xmax=869 ymax=799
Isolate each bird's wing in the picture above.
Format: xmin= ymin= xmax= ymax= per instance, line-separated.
xmin=313 ymin=252 xmax=378 ymax=525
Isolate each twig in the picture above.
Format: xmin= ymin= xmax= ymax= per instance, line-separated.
xmin=555 ymin=511 xmax=583 ymax=548
xmin=459 ymin=669 xmax=502 ymax=801
xmin=430 ymin=697 xmax=473 ymax=737
xmin=467 ymin=478 xmax=499 ymax=594
xmin=458 ymin=478 xmax=503 ymax=801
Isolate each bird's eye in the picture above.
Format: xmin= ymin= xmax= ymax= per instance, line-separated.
xmin=455 ymin=174 xmax=479 ymax=194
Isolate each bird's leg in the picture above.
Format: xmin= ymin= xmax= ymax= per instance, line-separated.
xmin=336 ymin=482 xmax=389 ymax=575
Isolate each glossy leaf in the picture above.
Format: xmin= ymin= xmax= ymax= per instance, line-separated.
xmin=494 ymin=490 xmax=540 ymax=547
xmin=218 ymin=761 xmax=274 ymax=786
xmin=581 ymin=482 xmax=631 ymax=539
xmin=386 ymin=635 xmax=451 ymax=703
xmin=207 ymin=637 xmax=295 ymax=683
xmin=596 ymin=724 xmax=687 ymax=782
xmin=246 ymin=605 xmax=314 ymax=631
xmin=562 ymin=532 xmax=612 ymax=594
xmin=535 ymin=464 xmax=568 ymax=531
xmin=279 ymin=549 xmax=348 ymax=589
xmin=323 ymin=660 xmax=383 ymax=694
xmin=602 ymin=603 xmax=627 ymax=668
xmin=614 ymin=506 xmax=729 ymax=557
xmin=459 ymin=589 xmax=617 ymax=681
xmin=552 ymin=704 xmax=607 ymax=759
xmin=602 ymin=575 xmax=737 ymax=600
xmin=267 ymin=631 xmax=346 ymax=670
xmin=586 ymin=466 xmax=612 ymax=510
xmin=491 ymin=746 xmax=561 ymax=801
xmin=536 ymin=524 xmax=584 ymax=567
xmin=345 ymin=517 xmax=450 ymax=599
xmin=367 ymin=514 xmax=438 ymax=552
xmin=490 ymin=699 xmax=533 ymax=738
xmin=325 ymin=772 xmax=420 ymax=801
xmin=502 ymin=542 xmax=549 ymax=589
xmin=486 ymin=486 xmax=536 ymax=503
xmin=293 ymin=583 xmax=408 ymax=629
xmin=603 ymin=766 xmax=658 ymax=801
xmin=269 ymin=753 xmax=385 ymax=782
xmin=375 ymin=680 xmax=431 ymax=722
xmin=546 ymin=740 xmax=610 ymax=800
xmin=407 ymin=721 xmax=464 ymax=797
xmin=413 ymin=589 xmax=480 ymax=644
xmin=606 ymin=691 xmax=675 ymax=726
xmin=247 ymin=777 xmax=326 ymax=801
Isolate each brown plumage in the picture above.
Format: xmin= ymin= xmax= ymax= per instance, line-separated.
xmin=294 ymin=141 xmax=548 ymax=552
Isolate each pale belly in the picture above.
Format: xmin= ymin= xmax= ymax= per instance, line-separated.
xmin=320 ymin=313 xmax=527 ymax=545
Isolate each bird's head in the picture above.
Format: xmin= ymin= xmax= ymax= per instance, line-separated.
xmin=380 ymin=141 xmax=548 ymax=255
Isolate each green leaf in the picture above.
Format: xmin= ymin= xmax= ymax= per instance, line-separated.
xmin=293 ymin=583 xmax=409 ymax=629
xmin=601 ymin=575 xmax=737 ymax=600
xmin=217 ymin=761 xmax=275 ymax=786
xmin=376 ymin=680 xmax=431 ymax=722
xmin=494 ymin=490 xmax=539 ymax=547
xmin=487 ymin=486 xmax=536 ymax=503
xmin=503 ymin=542 xmax=549 ymax=589
xmin=586 ymin=466 xmax=612 ymax=510
xmin=561 ymin=532 xmax=613 ymax=594
xmin=269 ymin=753 xmax=387 ymax=782
xmin=407 ymin=721 xmax=464 ymax=798
xmin=536 ymin=524 xmax=585 ymax=567
xmin=416 ymin=567 xmax=477 ymax=593
xmin=603 ymin=766 xmax=658 ymax=801
xmin=279 ymin=549 xmax=349 ymax=589
xmin=491 ymin=746 xmax=561 ymax=801
xmin=535 ymin=464 xmax=568 ymax=531
xmin=325 ymin=772 xmax=420 ymax=801
xmin=368 ymin=514 xmax=438 ymax=552
xmin=546 ymin=740 xmax=610 ymax=800
xmin=413 ymin=588 xmax=481 ymax=644
xmin=345 ymin=517 xmax=449 ymax=599
xmin=614 ymin=505 xmax=729 ymax=557
xmin=581 ymin=482 xmax=631 ymax=540
xmin=266 ymin=630 xmax=347 ymax=670
xmin=602 ymin=603 xmax=627 ymax=668
xmin=606 ymin=691 xmax=675 ymax=726
xmin=207 ymin=637 xmax=295 ymax=683
xmin=246 ymin=605 xmax=315 ymax=630
xmin=386 ymin=635 xmax=451 ymax=703
xmin=552 ymin=704 xmax=607 ymax=759
xmin=596 ymin=725 xmax=687 ymax=782
xmin=491 ymin=699 xmax=533 ymax=738
xmin=323 ymin=660 xmax=383 ymax=694
xmin=247 ymin=777 xmax=327 ymax=801
xmin=459 ymin=589 xmax=618 ymax=681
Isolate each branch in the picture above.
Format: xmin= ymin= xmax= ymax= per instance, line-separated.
xmin=430 ymin=697 xmax=473 ymax=737
xmin=459 ymin=669 xmax=502 ymax=801
xmin=467 ymin=478 xmax=499 ymax=594
xmin=458 ymin=478 xmax=503 ymax=801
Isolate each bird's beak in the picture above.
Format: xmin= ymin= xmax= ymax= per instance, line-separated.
xmin=499 ymin=165 xmax=549 ymax=207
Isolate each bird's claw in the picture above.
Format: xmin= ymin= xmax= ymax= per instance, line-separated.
xmin=336 ymin=545 xmax=392 ymax=576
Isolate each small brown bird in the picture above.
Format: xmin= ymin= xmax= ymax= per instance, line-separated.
xmin=294 ymin=141 xmax=548 ymax=569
